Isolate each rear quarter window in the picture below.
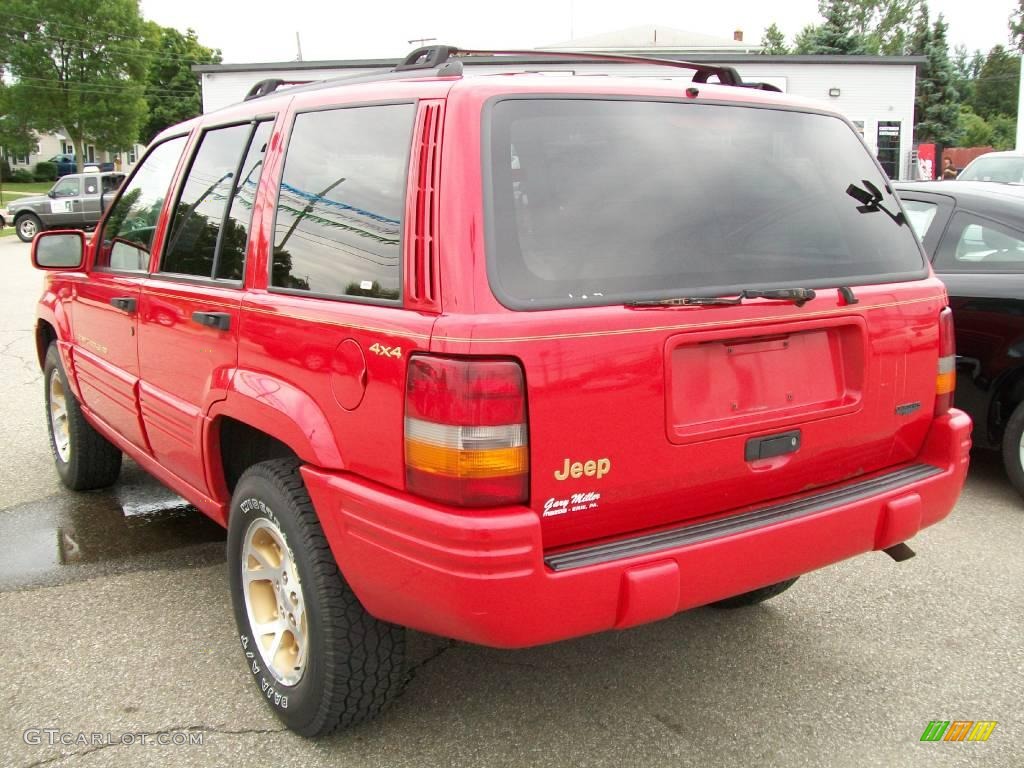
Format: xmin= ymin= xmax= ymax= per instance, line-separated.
xmin=270 ymin=103 xmax=415 ymax=302
xmin=485 ymin=98 xmax=927 ymax=309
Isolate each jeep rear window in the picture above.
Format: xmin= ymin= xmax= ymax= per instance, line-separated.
xmin=485 ymin=99 xmax=926 ymax=309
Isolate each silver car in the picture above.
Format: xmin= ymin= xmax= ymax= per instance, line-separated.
xmin=6 ymin=172 xmax=126 ymax=242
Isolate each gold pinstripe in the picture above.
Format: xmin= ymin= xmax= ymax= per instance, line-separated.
xmin=143 ymin=293 xmax=941 ymax=345
xmin=434 ymin=295 xmax=942 ymax=345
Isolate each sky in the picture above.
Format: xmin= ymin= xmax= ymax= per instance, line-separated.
xmin=140 ymin=0 xmax=1018 ymax=64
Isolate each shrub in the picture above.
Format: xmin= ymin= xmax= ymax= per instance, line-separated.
xmin=10 ymin=169 xmax=34 ymax=183
xmin=0 ymin=157 xmax=11 ymax=182
xmin=33 ymin=161 xmax=57 ymax=181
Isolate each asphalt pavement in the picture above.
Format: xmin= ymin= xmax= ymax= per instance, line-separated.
xmin=0 ymin=235 xmax=1020 ymax=767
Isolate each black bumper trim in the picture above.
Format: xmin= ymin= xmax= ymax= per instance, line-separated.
xmin=544 ymin=463 xmax=943 ymax=572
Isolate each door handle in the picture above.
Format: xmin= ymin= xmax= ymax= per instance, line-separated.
xmin=109 ymin=296 xmax=137 ymax=313
xmin=191 ymin=311 xmax=231 ymax=331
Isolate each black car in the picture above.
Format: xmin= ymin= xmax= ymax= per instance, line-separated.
xmin=897 ymin=180 xmax=1024 ymax=497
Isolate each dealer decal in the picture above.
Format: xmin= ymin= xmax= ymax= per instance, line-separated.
xmin=543 ymin=492 xmax=601 ymax=517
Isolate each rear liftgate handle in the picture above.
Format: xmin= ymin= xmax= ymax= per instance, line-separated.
xmin=191 ymin=311 xmax=231 ymax=331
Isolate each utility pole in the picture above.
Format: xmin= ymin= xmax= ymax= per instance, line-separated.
xmin=1018 ymin=53 xmax=1024 ymax=150
xmin=295 ymin=31 xmax=303 ymax=62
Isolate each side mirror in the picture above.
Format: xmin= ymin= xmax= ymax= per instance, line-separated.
xmin=32 ymin=230 xmax=85 ymax=270
xmin=47 ymin=190 xmax=56 ymax=199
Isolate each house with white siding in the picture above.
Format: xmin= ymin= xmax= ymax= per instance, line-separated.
xmin=193 ymin=25 xmax=923 ymax=179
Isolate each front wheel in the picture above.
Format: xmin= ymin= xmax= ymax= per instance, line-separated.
xmin=1000 ymin=400 xmax=1024 ymax=500
xmin=710 ymin=577 xmax=799 ymax=609
xmin=227 ymin=459 xmax=407 ymax=737
xmin=16 ymin=213 xmax=42 ymax=243
xmin=44 ymin=343 xmax=122 ymax=490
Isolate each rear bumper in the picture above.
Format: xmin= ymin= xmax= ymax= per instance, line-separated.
xmin=302 ymin=409 xmax=972 ymax=648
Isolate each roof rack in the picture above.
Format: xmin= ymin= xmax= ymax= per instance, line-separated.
xmin=241 ymin=45 xmax=781 ymax=102
xmin=244 ymin=77 xmax=314 ymax=100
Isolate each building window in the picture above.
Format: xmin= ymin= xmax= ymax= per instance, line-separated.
xmin=86 ymin=145 xmax=96 ymax=164
xmin=128 ymin=146 xmax=137 ymax=164
xmin=62 ymin=141 xmax=74 ymax=155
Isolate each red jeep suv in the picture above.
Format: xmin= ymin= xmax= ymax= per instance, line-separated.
xmin=31 ymin=47 xmax=971 ymax=736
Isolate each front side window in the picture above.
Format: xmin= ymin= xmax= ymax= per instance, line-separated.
xmin=161 ymin=122 xmax=271 ymax=279
xmin=271 ymin=103 xmax=414 ymax=301
xmin=98 ymin=135 xmax=188 ymax=272
xmin=52 ymin=177 xmax=80 ymax=198
xmin=935 ymin=213 xmax=1024 ymax=271
xmin=486 ymin=99 xmax=927 ymax=309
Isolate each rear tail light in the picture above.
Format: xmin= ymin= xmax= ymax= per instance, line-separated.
xmin=935 ymin=307 xmax=955 ymax=416
xmin=405 ymin=356 xmax=528 ymax=506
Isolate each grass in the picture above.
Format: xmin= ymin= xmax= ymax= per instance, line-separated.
xmin=1 ymin=182 xmax=53 ymax=202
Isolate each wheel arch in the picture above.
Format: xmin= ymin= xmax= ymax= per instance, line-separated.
xmin=206 ymin=376 xmax=345 ymax=512
xmin=989 ymin=365 xmax=1024 ymax=443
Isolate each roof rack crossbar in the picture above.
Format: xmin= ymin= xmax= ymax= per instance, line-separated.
xmin=244 ymin=77 xmax=314 ymax=101
xmin=431 ymin=46 xmax=745 ymax=86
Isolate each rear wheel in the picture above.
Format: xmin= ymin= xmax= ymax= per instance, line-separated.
xmin=44 ymin=343 xmax=122 ymax=490
xmin=1000 ymin=400 xmax=1024 ymax=500
xmin=228 ymin=459 xmax=406 ymax=737
xmin=711 ymin=577 xmax=799 ymax=609
xmin=16 ymin=213 xmax=42 ymax=243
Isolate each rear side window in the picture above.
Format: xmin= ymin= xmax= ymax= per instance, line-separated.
xmin=486 ymin=99 xmax=927 ymax=309
xmin=98 ymin=136 xmax=188 ymax=271
xmin=935 ymin=212 xmax=1024 ymax=271
xmin=162 ymin=121 xmax=273 ymax=280
xmin=271 ymin=103 xmax=414 ymax=302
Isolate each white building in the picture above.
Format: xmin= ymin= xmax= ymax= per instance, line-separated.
xmin=194 ymin=25 xmax=922 ymax=179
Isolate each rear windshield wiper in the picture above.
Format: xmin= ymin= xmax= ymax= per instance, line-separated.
xmin=627 ymin=287 xmax=817 ymax=308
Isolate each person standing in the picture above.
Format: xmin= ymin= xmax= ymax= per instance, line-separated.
xmin=942 ymin=157 xmax=958 ymax=180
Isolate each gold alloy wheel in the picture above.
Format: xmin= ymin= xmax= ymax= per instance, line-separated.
xmin=241 ymin=517 xmax=308 ymax=686
xmin=48 ymin=369 xmax=71 ymax=463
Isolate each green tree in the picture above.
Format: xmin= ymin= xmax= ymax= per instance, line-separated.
xmin=957 ymin=107 xmax=993 ymax=147
xmin=760 ymin=23 xmax=789 ymax=55
xmin=0 ymin=81 xmax=36 ymax=197
xmin=0 ymin=0 xmax=150 ymax=174
xmin=141 ymin=25 xmax=220 ymax=144
xmin=809 ymin=0 xmax=870 ymax=54
xmin=989 ymin=113 xmax=1018 ymax=150
xmin=971 ymin=45 xmax=1020 ymax=120
xmin=915 ymin=14 xmax=960 ymax=146
xmin=851 ymin=0 xmax=921 ymax=55
xmin=793 ymin=24 xmax=822 ymax=54
xmin=1011 ymin=0 xmax=1024 ymax=52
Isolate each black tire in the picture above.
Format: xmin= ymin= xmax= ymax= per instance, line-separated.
xmin=1001 ymin=400 xmax=1024 ymax=500
xmin=44 ymin=343 xmax=123 ymax=490
xmin=711 ymin=577 xmax=799 ymax=609
xmin=228 ymin=459 xmax=406 ymax=737
xmin=16 ymin=213 xmax=42 ymax=243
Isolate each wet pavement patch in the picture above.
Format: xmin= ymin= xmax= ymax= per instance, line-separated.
xmin=0 ymin=465 xmax=225 ymax=590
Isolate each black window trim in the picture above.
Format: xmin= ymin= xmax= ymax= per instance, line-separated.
xmin=154 ymin=116 xmax=276 ymax=288
xmin=481 ymin=93 xmax=930 ymax=311
xmin=266 ymin=98 xmax=417 ymax=308
xmin=92 ymin=131 xmax=192 ymax=277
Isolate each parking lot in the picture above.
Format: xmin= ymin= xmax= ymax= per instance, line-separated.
xmin=0 ymin=234 xmax=1021 ymax=767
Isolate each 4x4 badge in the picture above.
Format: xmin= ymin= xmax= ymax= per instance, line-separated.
xmin=369 ymin=342 xmax=402 ymax=359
